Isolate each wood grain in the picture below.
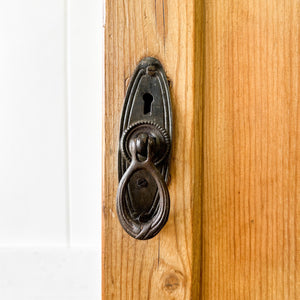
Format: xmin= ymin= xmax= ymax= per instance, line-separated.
xmin=104 ymin=0 xmax=300 ymax=299
xmin=103 ymin=1 xmax=204 ymax=299
xmin=202 ymin=0 xmax=300 ymax=299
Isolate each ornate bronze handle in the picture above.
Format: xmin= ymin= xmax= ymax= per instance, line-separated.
xmin=117 ymin=57 xmax=172 ymax=240
xmin=116 ymin=136 xmax=170 ymax=240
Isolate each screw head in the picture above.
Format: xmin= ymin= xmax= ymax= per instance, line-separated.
xmin=136 ymin=177 xmax=148 ymax=188
xmin=146 ymin=65 xmax=156 ymax=76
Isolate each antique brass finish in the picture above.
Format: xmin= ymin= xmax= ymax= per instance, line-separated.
xmin=116 ymin=57 xmax=172 ymax=240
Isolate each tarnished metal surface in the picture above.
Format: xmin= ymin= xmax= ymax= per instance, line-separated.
xmin=116 ymin=57 xmax=172 ymax=240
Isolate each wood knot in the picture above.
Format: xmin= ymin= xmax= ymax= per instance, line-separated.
xmin=162 ymin=270 xmax=184 ymax=294
xmin=149 ymin=259 xmax=185 ymax=298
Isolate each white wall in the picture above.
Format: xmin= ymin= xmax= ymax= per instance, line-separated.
xmin=0 ymin=0 xmax=103 ymax=298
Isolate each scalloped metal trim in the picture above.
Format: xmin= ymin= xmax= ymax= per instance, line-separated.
xmin=120 ymin=120 xmax=171 ymax=165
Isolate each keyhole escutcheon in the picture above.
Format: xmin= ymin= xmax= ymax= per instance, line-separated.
xmin=143 ymin=93 xmax=153 ymax=115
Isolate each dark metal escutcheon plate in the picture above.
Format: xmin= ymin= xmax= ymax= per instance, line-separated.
xmin=117 ymin=57 xmax=172 ymax=240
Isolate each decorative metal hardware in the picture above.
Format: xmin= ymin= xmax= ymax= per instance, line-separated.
xmin=117 ymin=57 xmax=172 ymax=240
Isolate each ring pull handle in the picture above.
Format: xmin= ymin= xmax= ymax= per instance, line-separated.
xmin=117 ymin=57 xmax=172 ymax=240
xmin=116 ymin=137 xmax=170 ymax=240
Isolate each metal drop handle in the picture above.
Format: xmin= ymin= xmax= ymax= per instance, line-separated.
xmin=117 ymin=57 xmax=172 ymax=240
xmin=116 ymin=137 xmax=170 ymax=240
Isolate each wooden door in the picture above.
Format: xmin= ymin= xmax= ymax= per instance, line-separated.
xmin=103 ymin=1 xmax=299 ymax=299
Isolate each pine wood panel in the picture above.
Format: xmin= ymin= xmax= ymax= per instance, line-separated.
xmin=104 ymin=0 xmax=299 ymax=299
xmin=202 ymin=0 xmax=300 ymax=299
xmin=103 ymin=1 xmax=203 ymax=299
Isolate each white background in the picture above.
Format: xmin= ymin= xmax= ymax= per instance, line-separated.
xmin=0 ymin=0 xmax=104 ymax=299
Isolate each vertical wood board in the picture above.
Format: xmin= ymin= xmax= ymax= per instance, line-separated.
xmin=103 ymin=1 xmax=204 ymax=299
xmin=202 ymin=0 xmax=300 ymax=298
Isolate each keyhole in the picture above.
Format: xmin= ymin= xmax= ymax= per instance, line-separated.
xmin=143 ymin=93 xmax=153 ymax=115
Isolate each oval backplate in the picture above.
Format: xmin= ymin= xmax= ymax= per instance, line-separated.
xmin=118 ymin=57 xmax=172 ymax=224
